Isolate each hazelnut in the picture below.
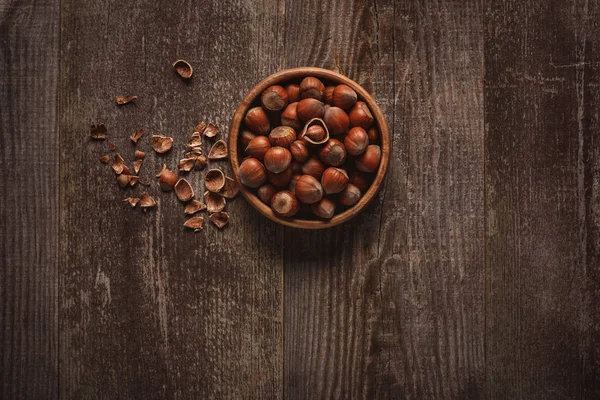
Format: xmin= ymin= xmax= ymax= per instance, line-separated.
xmin=301 ymin=157 xmax=326 ymax=180
xmin=290 ymin=140 xmax=309 ymax=162
xmin=244 ymin=106 xmax=271 ymax=134
xmin=156 ymin=164 xmax=177 ymax=191
xmin=289 ymin=174 xmax=301 ymax=193
xmin=257 ymin=184 xmax=277 ymax=204
xmin=294 ymin=175 xmax=324 ymax=204
xmin=290 ymin=160 xmax=303 ymax=175
xmin=339 ymin=184 xmax=361 ymax=207
xmin=299 ymin=76 xmax=325 ymax=100
xmin=239 ymin=157 xmax=267 ymax=188
xmin=349 ymin=101 xmax=374 ymax=129
xmin=367 ymin=126 xmax=379 ymax=143
xmin=332 ymin=84 xmax=358 ymax=110
xmin=240 ymin=130 xmax=256 ymax=148
xmin=261 ymin=85 xmax=288 ymax=112
xmin=264 ymin=146 xmax=292 ymax=173
xmin=269 ymin=126 xmax=296 ymax=148
xmin=268 ymin=168 xmax=293 ymax=188
xmin=281 ymin=102 xmax=303 ymax=131
xmin=299 ymin=118 xmax=329 ymax=145
xmin=319 ymin=139 xmax=347 ymax=166
xmin=349 ymin=170 xmax=372 ymax=192
xmin=355 ymin=144 xmax=381 ymax=172
xmin=285 ymin=83 xmax=300 ymax=103
xmin=245 ymin=136 xmax=271 ymax=160
xmin=324 ymin=86 xmax=335 ymax=105
xmin=321 ymin=167 xmax=349 ymax=194
xmin=311 ymin=198 xmax=336 ymax=219
xmin=323 ymin=106 xmax=350 ymax=136
xmin=297 ymin=98 xmax=325 ymax=122
xmin=271 ymin=190 xmax=300 ymax=217
xmin=344 ymin=127 xmax=369 ymax=155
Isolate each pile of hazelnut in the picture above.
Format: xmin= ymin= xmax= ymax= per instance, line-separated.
xmin=237 ymin=76 xmax=381 ymax=219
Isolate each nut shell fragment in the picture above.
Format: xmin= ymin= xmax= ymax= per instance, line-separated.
xmin=156 ymin=164 xmax=177 ymax=191
xmin=152 ymin=135 xmax=174 ymax=154
xmin=139 ymin=193 xmax=156 ymax=210
xmin=184 ymin=216 xmax=204 ymax=231
xmin=133 ymin=159 xmax=143 ymax=174
xmin=108 ymin=141 xmax=116 ymax=151
xmin=220 ymin=177 xmax=239 ymax=199
xmin=135 ymin=150 xmax=145 ymax=159
xmin=185 ymin=200 xmax=207 ymax=214
xmin=99 ymin=155 xmax=110 ymax=164
xmin=299 ymin=118 xmax=330 ymax=145
xmin=187 ymin=132 xmax=203 ymax=148
xmin=111 ymin=153 xmax=125 ymax=174
xmin=209 ymin=212 xmax=229 ymax=228
xmin=205 ymin=169 xmax=226 ymax=192
xmin=204 ymin=191 xmax=226 ymax=213
xmin=194 ymin=122 xmax=207 ymax=135
xmin=130 ymin=129 xmax=144 ymax=143
xmin=178 ymin=156 xmax=207 ymax=172
xmin=203 ymin=123 xmax=219 ymax=138
xmin=172 ymin=59 xmax=193 ymax=79
xmin=175 ymin=178 xmax=195 ymax=202
xmin=90 ymin=123 xmax=107 ymax=140
xmin=208 ymin=140 xmax=228 ymax=160
xmin=116 ymin=95 xmax=137 ymax=105
xmin=122 ymin=197 xmax=140 ymax=208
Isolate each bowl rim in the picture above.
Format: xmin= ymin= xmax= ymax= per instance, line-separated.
xmin=228 ymin=67 xmax=390 ymax=229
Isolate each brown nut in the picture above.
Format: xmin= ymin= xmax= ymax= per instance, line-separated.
xmin=261 ymin=85 xmax=289 ymax=112
xmin=244 ymin=106 xmax=271 ymax=134
xmin=321 ymin=167 xmax=349 ymax=194
xmin=319 ymin=139 xmax=347 ymax=166
xmin=245 ymin=136 xmax=271 ymax=160
xmin=332 ymin=84 xmax=358 ymax=110
xmin=257 ymin=184 xmax=277 ymax=204
xmin=239 ymin=157 xmax=267 ymax=188
xmin=290 ymin=140 xmax=309 ymax=162
xmin=355 ymin=144 xmax=381 ymax=172
xmin=290 ymin=161 xmax=303 ymax=175
xmin=297 ymin=98 xmax=325 ymax=122
xmin=264 ymin=146 xmax=292 ymax=174
xmin=281 ymin=103 xmax=303 ymax=131
xmin=271 ymin=190 xmax=299 ymax=217
xmin=344 ymin=127 xmax=369 ymax=155
xmin=240 ymin=129 xmax=257 ymax=148
xmin=269 ymin=126 xmax=296 ymax=148
xmin=301 ymin=157 xmax=326 ymax=180
xmin=289 ymin=174 xmax=301 ymax=193
xmin=299 ymin=76 xmax=325 ymax=100
xmin=323 ymin=106 xmax=350 ymax=136
xmin=349 ymin=170 xmax=372 ymax=192
xmin=299 ymin=118 xmax=329 ymax=145
xmin=349 ymin=101 xmax=374 ymax=129
xmin=311 ymin=198 xmax=336 ymax=219
xmin=156 ymin=164 xmax=177 ymax=191
xmin=367 ymin=126 xmax=379 ymax=143
xmin=339 ymin=184 xmax=361 ymax=207
xmin=324 ymin=86 xmax=335 ymax=105
xmin=294 ymin=175 xmax=324 ymax=204
xmin=268 ymin=168 xmax=293 ymax=188
xmin=285 ymin=83 xmax=300 ymax=103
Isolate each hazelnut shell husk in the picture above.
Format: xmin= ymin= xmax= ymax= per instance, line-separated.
xmin=175 ymin=178 xmax=195 ymax=202
xmin=299 ymin=118 xmax=329 ymax=145
xmin=205 ymin=169 xmax=226 ymax=192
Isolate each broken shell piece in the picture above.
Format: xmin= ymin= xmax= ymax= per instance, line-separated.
xmin=205 ymin=169 xmax=225 ymax=192
xmin=299 ymin=118 xmax=330 ymax=145
xmin=135 ymin=150 xmax=145 ymax=159
xmin=133 ymin=160 xmax=143 ymax=174
xmin=130 ymin=129 xmax=144 ymax=143
xmin=209 ymin=212 xmax=229 ymax=229
xmin=185 ymin=148 xmax=203 ymax=158
xmin=175 ymin=178 xmax=194 ymax=202
xmin=116 ymin=95 xmax=137 ymax=105
xmin=194 ymin=122 xmax=207 ymax=135
xmin=121 ymin=165 xmax=131 ymax=175
xmin=204 ymin=191 xmax=226 ymax=213
xmin=172 ymin=59 xmax=193 ymax=79
xmin=139 ymin=192 xmax=156 ymax=210
xmin=203 ymin=123 xmax=219 ymax=138
xmin=187 ymin=132 xmax=202 ymax=148
xmin=208 ymin=140 xmax=228 ymax=160
xmin=90 ymin=123 xmax=107 ymax=140
xmin=156 ymin=164 xmax=177 ymax=191
xmin=184 ymin=216 xmax=204 ymax=232
xmin=99 ymin=155 xmax=110 ymax=164
xmin=129 ymin=176 xmax=138 ymax=187
xmin=117 ymin=174 xmax=130 ymax=188
xmin=185 ymin=199 xmax=207 ymax=214
xmin=194 ymin=155 xmax=207 ymax=170
xmin=111 ymin=153 xmax=125 ymax=174
xmin=220 ymin=177 xmax=239 ymax=199
xmin=178 ymin=158 xmax=196 ymax=172
xmin=108 ymin=141 xmax=117 ymax=151
xmin=122 ymin=197 xmax=140 ymax=208
xmin=152 ymin=135 xmax=174 ymax=153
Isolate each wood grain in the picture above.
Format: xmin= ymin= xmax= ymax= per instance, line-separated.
xmin=283 ymin=0 xmax=485 ymax=398
xmin=484 ymin=0 xmax=600 ymax=398
xmin=59 ymin=0 xmax=284 ymax=398
xmin=0 ymin=0 xmax=59 ymax=398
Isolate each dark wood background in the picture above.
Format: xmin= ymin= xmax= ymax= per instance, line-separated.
xmin=1 ymin=0 xmax=599 ymax=398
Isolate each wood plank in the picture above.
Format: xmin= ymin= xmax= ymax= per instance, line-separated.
xmin=0 ymin=0 xmax=60 ymax=398
xmin=484 ymin=0 xmax=600 ymax=398
xmin=59 ymin=0 xmax=285 ymax=398
xmin=283 ymin=0 xmax=485 ymax=398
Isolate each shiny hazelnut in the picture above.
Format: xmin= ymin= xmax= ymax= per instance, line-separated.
xmin=332 ymin=84 xmax=358 ymax=110
xmin=285 ymin=83 xmax=300 ymax=103
xmin=311 ymin=198 xmax=336 ymax=219
xmin=367 ymin=126 xmax=379 ymax=143
xmin=302 ymin=157 xmax=326 ymax=180
xmin=289 ymin=174 xmax=301 ymax=193
xmin=349 ymin=101 xmax=374 ymax=129
xmin=294 ymin=175 xmax=324 ymax=204
xmin=244 ymin=106 xmax=271 ymax=134
xmin=271 ymin=190 xmax=299 ymax=217
xmin=299 ymin=118 xmax=330 ymax=145
xmin=324 ymin=86 xmax=335 ymax=105
xmin=339 ymin=184 xmax=361 ymax=207
xmin=257 ymin=184 xmax=277 ymax=204
xmin=269 ymin=126 xmax=296 ymax=148
xmin=156 ymin=164 xmax=177 ymax=191
xmin=261 ymin=85 xmax=288 ymax=112
xmin=240 ymin=129 xmax=257 ymax=148
xmin=324 ymin=106 xmax=350 ymax=136
xmin=239 ymin=157 xmax=267 ymax=188
xmin=281 ymin=102 xmax=303 ymax=131
xmin=355 ymin=144 xmax=381 ymax=172
xmin=268 ymin=168 xmax=293 ymax=188
xmin=290 ymin=161 xmax=303 ymax=175
xmin=321 ymin=167 xmax=349 ymax=194
xmin=264 ymin=146 xmax=292 ymax=173
xmin=245 ymin=136 xmax=271 ymax=160
xmin=344 ymin=127 xmax=369 ymax=155
xmin=319 ymin=139 xmax=347 ymax=166
xmin=297 ymin=98 xmax=325 ymax=122
xmin=290 ymin=140 xmax=309 ymax=162
xmin=349 ymin=170 xmax=372 ymax=192
xmin=299 ymin=76 xmax=325 ymax=100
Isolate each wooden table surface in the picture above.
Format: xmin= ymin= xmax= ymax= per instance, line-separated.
xmin=2 ymin=0 xmax=599 ymax=399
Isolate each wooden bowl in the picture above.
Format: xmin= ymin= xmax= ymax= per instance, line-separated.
xmin=228 ymin=67 xmax=390 ymax=229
